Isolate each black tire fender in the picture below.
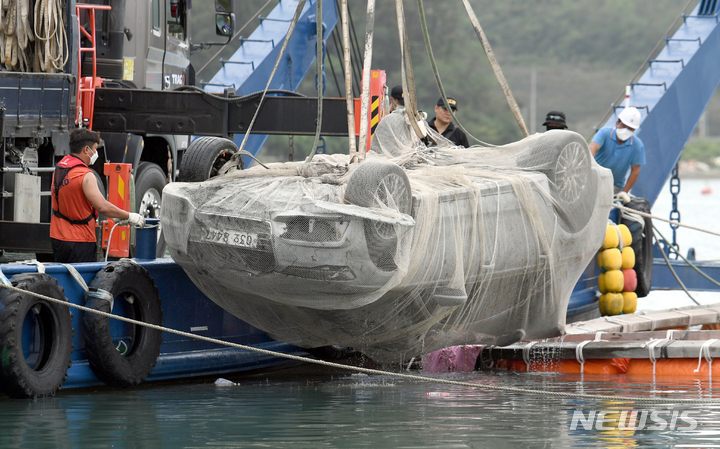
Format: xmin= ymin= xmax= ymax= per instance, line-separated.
xmin=0 ymin=273 xmax=74 ymax=398
xmin=344 ymin=161 xmax=412 ymax=271
xmin=82 ymin=260 xmax=163 ymax=388
xmin=178 ymin=137 xmax=239 ymax=182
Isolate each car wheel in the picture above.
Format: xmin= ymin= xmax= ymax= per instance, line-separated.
xmin=135 ymin=162 xmax=167 ymax=257
xmin=178 ymin=137 xmax=239 ymax=182
xmin=521 ymin=131 xmax=596 ymax=233
xmin=345 ymin=162 xmax=412 ymax=271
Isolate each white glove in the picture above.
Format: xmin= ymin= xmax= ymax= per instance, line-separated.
xmin=614 ymin=191 xmax=630 ymax=204
xmin=127 ymin=212 xmax=146 ymax=228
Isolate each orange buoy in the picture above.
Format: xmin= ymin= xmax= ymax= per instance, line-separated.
xmin=623 ymin=269 xmax=637 ymax=292
xmin=627 ymin=359 xmax=720 ymax=376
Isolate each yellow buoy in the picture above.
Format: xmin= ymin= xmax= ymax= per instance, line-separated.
xmin=604 ymin=292 xmax=624 ymax=316
xmin=598 ymin=294 xmax=607 ymax=315
xmin=603 ymin=224 xmax=620 ymax=249
xmin=622 ymin=291 xmax=638 ymax=314
xmin=604 ymin=269 xmax=624 ymax=293
xmin=597 ymin=251 xmax=604 ymax=270
xmin=618 ymin=224 xmax=632 ymax=246
xmin=621 ymin=246 xmax=635 ymax=269
xmin=598 ymin=273 xmax=607 ymax=294
xmin=602 ymin=248 xmax=623 ymax=271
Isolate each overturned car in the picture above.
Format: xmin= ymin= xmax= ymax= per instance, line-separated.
xmin=161 ymin=123 xmax=613 ymax=363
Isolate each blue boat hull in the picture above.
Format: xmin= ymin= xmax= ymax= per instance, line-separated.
xmin=1 ymin=258 xmax=307 ymax=390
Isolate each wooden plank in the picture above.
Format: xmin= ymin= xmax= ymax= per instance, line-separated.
xmin=491 ymin=340 xmax=720 ymax=361
xmin=565 ymin=303 xmax=720 ymax=334
xmin=554 ymin=330 xmax=720 ymax=342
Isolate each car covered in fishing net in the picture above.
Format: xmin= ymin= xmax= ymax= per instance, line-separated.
xmin=161 ymin=116 xmax=613 ymax=363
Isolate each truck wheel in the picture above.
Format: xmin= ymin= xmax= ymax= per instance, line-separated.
xmin=344 ymin=162 xmax=412 ymax=271
xmin=135 ymin=162 xmax=167 ymax=256
xmin=178 ymin=137 xmax=238 ymax=182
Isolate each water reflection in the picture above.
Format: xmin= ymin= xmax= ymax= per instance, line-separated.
xmin=2 ymin=368 xmax=720 ymax=448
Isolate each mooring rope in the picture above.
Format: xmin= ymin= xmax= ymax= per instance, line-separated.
xmin=1 ymin=279 xmax=719 ymax=404
xmin=613 ymin=203 xmax=720 ymax=237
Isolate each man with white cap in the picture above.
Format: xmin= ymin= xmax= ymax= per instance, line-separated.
xmin=589 ymin=106 xmax=646 ymax=197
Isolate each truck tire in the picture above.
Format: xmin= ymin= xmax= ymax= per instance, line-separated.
xmin=0 ymin=273 xmax=74 ymax=398
xmin=178 ymin=137 xmax=238 ymax=182
xmin=82 ymin=260 xmax=163 ymax=388
xmin=344 ymin=162 xmax=412 ymax=271
xmin=135 ymin=162 xmax=167 ymax=256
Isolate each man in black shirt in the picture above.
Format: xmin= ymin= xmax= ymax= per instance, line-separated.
xmin=542 ymin=111 xmax=568 ymax=131
xmin=428 ymin=97 xmax=469 ymax=147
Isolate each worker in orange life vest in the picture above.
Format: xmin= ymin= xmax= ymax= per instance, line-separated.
xmin=50 ymin=129 xmax=145 ymax=263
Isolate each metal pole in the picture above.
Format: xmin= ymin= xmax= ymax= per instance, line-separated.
xmin=340 ymin=0 xmax=356 ymax=155
xmin=460 ymin=0 xmax=529 ymax=137
xmin=530 ymin=66 xmax=536 ymax=134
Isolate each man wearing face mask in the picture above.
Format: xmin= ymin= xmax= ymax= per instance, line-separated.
xmin=589 ymin=106 xmax=645 ymax=197
xmin=50 ymin=128 xmax=145 ymax=263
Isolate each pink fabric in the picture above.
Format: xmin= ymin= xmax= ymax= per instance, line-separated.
xmin=422 ymin=345 xmax=483 ymax=373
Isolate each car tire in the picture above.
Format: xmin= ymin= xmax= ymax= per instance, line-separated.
xmin=344 ymin=162 xmax=412 ymax=271
xmin=135 ymin=162 xmax=167 ymax=257
xmin=178 ymin=137 xmax=239 ymax=182
xmin=521 ymin=131 xmax=596 ymax=233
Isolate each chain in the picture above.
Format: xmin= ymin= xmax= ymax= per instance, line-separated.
xmin=669 ymin=163 xmax=681 ymax=259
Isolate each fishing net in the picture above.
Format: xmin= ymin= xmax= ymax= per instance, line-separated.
xmin=162 ymin=109 xmax=613 ymax=363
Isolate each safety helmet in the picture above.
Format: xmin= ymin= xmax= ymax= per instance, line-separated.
xmin=618 ymin=107 xmax=641 ymax=129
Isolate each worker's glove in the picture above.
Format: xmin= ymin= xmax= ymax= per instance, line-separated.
xmin=614 ymin=191 xmax=631 ymax=205
xmin=127 ymin=212 xmax=146 ymax=228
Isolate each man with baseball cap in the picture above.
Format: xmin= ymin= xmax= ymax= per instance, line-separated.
xmin=542 ymin=111 xmax=568 ymax=131
xmin=589 ymin=106 xmax=646 ymax=196
xmin=389 ymin=85 xmax=404 ymax=112
xmin=428 ymin=96 xmax=469 ymax=148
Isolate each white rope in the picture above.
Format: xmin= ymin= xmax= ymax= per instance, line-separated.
xmin=1 ymin=279 xmax=720 ymax=403
xmin=522 ymin=341 xmax=536 ymax=372
xmin=614 ymin=203 xmax=720 ymax=237
xmin=604 ymin=316 xmax=631 ymax=332
xmin=645 ymin=339 xmax=668 ymax=377
xmin=575 ymin=340 xmax=592 ymax=373
xmin=694 ymin=339 xmax=718 ymax=383
xmin=673 ymin=309 xmax=696 ymax=326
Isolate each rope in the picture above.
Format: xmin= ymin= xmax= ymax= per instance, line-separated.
xmin=575 ymin=340 xmax=592 ymax=373
xmin=459 ymin=0 xmax=529 ymax=137
xmin=305 ymin=0 xmax=324 ymax=163
xmin=646 ymin=339 xmax=668 ymax=377
xmin=694 ymin=339 xmax=718 ymax=383
xmin=653 ymin=229 xmax=700 ymax=305
xmin=415 ymin=0 xmax=495 ymax=147
xmin=653 ymin=225 xmax=720 ymax=289
xmin=614 ymin=203 xmax=720 ymax=237
xmin=1 ymin=278 xmax=719 ymax=403
xmin=394 ymin=0 xmax=426 ymax=142
xmin=522 ymin=341 xmax=536 ymax=372
xmin=217 ymin=0 xmax=308 ymax=174
xmin=339 ymin=0 xmax=356 ymax=156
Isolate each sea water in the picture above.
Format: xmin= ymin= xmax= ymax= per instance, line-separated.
xmin=1 ymin=179 xmax=719 ymax=448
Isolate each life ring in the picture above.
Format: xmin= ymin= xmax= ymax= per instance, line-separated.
xmin=0 ymin=273 xmax=74 ymax=398
xmin=82 ymin=260 xmax=163 ymax=388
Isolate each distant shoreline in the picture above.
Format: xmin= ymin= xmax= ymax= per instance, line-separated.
xmin=678 ymin=169 xmax=720 ymax=179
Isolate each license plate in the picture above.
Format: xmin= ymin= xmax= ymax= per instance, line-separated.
xmin=202 ymin=227 xmax=258 ymax=248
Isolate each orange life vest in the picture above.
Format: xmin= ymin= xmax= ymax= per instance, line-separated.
xmin=49 ymin=154 xmax=97 ymax=242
